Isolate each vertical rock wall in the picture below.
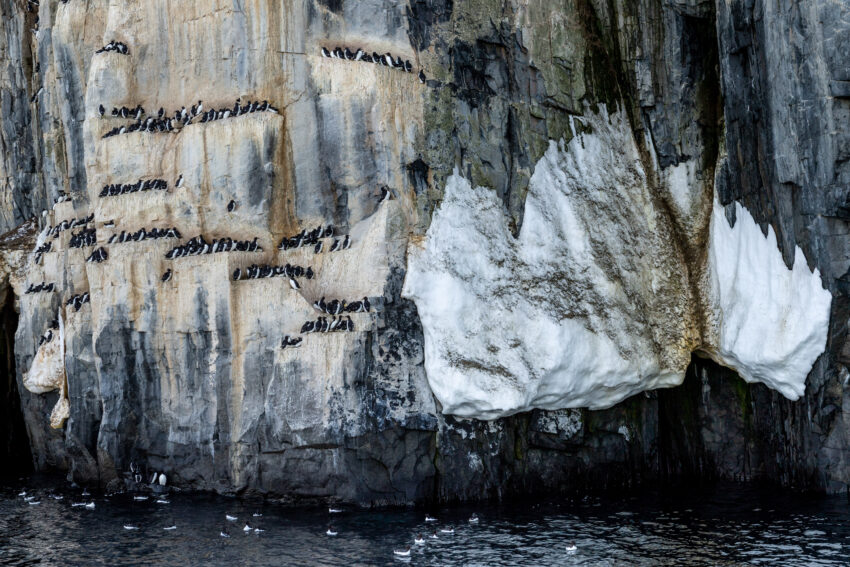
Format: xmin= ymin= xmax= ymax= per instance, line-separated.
xmin=0 ymin=0 xmax=847 ymax=502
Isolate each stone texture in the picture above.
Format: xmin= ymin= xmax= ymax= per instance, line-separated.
xmin=0 ymin=0 xmax=847 ymax=504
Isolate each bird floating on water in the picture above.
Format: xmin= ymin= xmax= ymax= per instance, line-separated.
xmin=566 ymin=541 xmax=577 ymax=552
xmin=226 ymin=514 xmax=237 ymax=522
xmin=326 ymin=525 xmax=338 ymax=536
xmin=425 ymin=515 xmax=437 ymax=522
xmin=329 ymin=507 xmax=343 ymax=514
xmin=393 ymin=547 xmax=411 ymax=557
xmin=123 ymin=525 xmax=139 ymax=530
xmin=414 ymin=534 xmax=425 ymax=545
xmin=440 ymin=527 xmax=455 ymax=534
xmin=163 ymin=525 xmax=177 ymax=531
xmin=469 ymin=513 xmax=479 ymax=523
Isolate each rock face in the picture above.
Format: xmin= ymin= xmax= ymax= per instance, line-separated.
xmin=0 ymin=0 xmax=848 ymax=502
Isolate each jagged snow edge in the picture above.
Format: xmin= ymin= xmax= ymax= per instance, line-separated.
xmin=704 ymin=199 xmax=831 ymax=399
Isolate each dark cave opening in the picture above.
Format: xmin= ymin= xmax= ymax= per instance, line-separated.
xmin=0 ymin=289 xmax=31 ymax=479
xmin=657 ymin=354 xmax=760 ymax=485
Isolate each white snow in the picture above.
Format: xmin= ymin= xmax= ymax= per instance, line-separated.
xmin=403 ymin=105 xmax=832 ymax=419
xmin=703 ymin=199 xmax=831 ymax=399
xmin=403 ymin=107 xmax=691 ymax=419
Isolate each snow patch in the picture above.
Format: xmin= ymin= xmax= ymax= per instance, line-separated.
xmin=703 ymin=199 xmax=831 ymax=399
xmin=404 ymin=105 xmax=831 ymax=419
xmin=403 ymin=107 xmax=691 ymax=419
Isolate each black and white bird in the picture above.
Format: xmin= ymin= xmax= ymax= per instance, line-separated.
xmin=314 ymin=241 xmax=323 ymax=254
xmin=175 ymin=174 xmax=183 ymax=188
xmin=378 ymin=186 xmax=392 ymax=203
xmin=161 ymin=269 xmax=172 ymax=282
xmin=418 ymin=69 xmax=426 ymax=84
xmin=227 ymin=200 xmax=236 ymax=212
xmin=321 ymin=47 xmax=331 ymax=58
xmin=98 ymin=104 xmax=105 ymax=117
xmin=233 ymin=268 xmax=242 ymax=281
xmin=289 ymin=278 xmax=300 ymax=290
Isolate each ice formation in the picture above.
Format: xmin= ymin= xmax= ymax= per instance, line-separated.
xmin=703 ymin=200 xmax=831 ymax=399
xmin=403 ymin=108 xmax=693 ymax=418
xmin=404 ymin=107 xmax=831 ymax=419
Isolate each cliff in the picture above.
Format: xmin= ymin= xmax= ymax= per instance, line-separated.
xmin=0 ymin=0 xmax=848 ymax=502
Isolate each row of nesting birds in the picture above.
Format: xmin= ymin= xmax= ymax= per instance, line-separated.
xmin=320 ymin=46 xmax=427 ymax=84
xmin=100 ymin=99 xmax=278 ymax=138
xmin=100 ymin=177 xmax=170 ymax=197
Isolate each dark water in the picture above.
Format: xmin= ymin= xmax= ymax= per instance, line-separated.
xmin=1 ymin=479 xmax=849 ymax=566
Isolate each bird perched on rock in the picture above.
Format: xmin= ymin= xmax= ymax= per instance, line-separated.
xmin=161 ymin=269 xmax=172 ymax=283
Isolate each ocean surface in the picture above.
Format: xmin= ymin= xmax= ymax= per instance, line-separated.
xmin=1 ymin=478 xmax=848 ymax=566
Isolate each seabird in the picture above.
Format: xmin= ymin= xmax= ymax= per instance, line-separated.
xmin=243 ymin=523 xmax=252 ymax=532
xmin=175 ymin=174 xmax=184 ymax=188
xmin=393 ymin=548 xmax=411 ymax=557
xmin=383 ymin=53 xmax=393 ymax=66
xmin=404 ymin=60 xmax=412 ymax=73
xmin=414 ymin=535 xmax=425 ymax=545
xmin=326 ymin=526 xmax=338 ymax=536
xmin=418 ymin=69 xmax=426 ymax=84
xmin=98 ymin=104 xmax=105 ymax=117
xmin=314 ymin=241 xmax=323 ymax=254
xmin=163 ymin=526 xmax=177 ymax=531
xmin=378 ymin=186 xmax=392 ymax=203
xmin=469 ymin=513 xmax=479 ymax=523
xmin=253 ymin=512 xmax=263 ymax=517
xmin=429 ymin=531 xmax=439 ymax=539
xmin=329 ymin=507 xmax=343 ymax=514
xmin=233 ymin=268 xmax=242 ymax=280
xmin=342 ymin=235 xmax=351 ymax=249
xmin=425 ymin=515 xmax=437 ymax=522
xmin=354 ymin=49 xmax=364 ymax=61
xmin=289 ymin=278 xmax=300 ymax=290
xmin=227 ymin=200 xmax=236 ymax=212
xmin=220 ymin=528 xmax=231 ymax=538
xmin=226 ymin=514 xmax=237 ymax=522
xmin=158 ymin=473 xmax=167 ymax=486
xmin=124 ymin=525 xmax=139 ymax=530
xmin=156 ymin=498 xmax=170 ymax=504
xmin=566 ymin=542 xmax=577 ymax=552
xmin=344 ymin=47 xmax=354 ymax=60
xmin=134 ymin=495 xmax=148 ymax=501
xmin=440 ymin=527 xmax=454 ymax=534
